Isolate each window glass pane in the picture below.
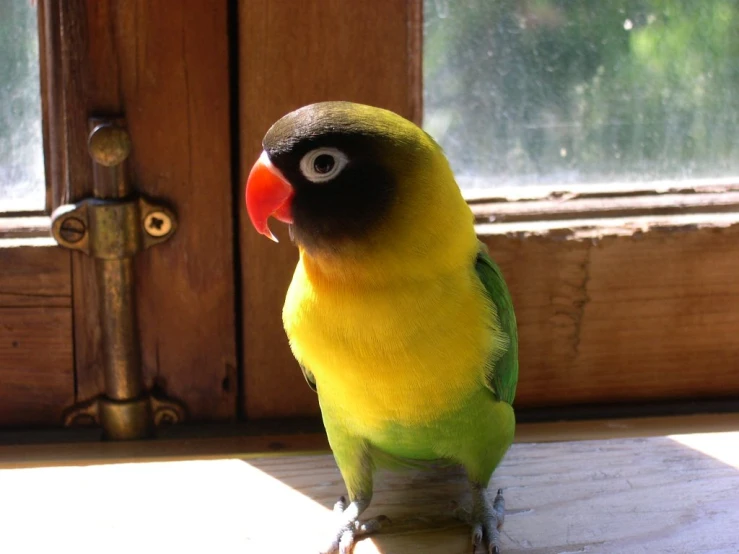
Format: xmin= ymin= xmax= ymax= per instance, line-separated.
xmin=424 ymin=0 xmax=739 ymax=191
xmin=0 ymin=1 xmax=44 ymax=212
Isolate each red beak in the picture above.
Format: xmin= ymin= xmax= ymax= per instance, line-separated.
xmin=245 ymin=151 xmax=295 ymax=242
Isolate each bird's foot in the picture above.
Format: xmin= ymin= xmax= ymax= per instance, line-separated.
xmin=453 ymin=488 xmax=505 ymax=554
xmin=319 ymin=496 xmax=389 ymax=554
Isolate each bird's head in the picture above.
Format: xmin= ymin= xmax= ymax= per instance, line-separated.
xmin=246 ymin=102 xmax=458 ymax=250
xmin=245 ymin=101 xmax=478 ymax=283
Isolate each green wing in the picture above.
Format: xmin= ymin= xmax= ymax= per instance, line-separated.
xmin=475 ymin=242 xmax=519 ymax=405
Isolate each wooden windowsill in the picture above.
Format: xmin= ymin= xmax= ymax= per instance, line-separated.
xmin=0 ymin=216 xmax=55 ymax=248
xmin=463 ymin=177 xmax=739 ymax=203
xmin=1 ymin=412 xmax=738 ymax=469
xmin=468 ymin=180 xmax=739 ymax=239
xmin=476 ymin=211 xmax=739 ymax=239
xmin=0 ymin=420 xmax=737 ymax=552
xmin=0 ymin=215 xmax=50 ymax=237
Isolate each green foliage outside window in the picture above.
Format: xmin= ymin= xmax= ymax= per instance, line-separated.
xmin=0 ymin=1 xmax=44 ymax=211
xmin=424 ymin=0 xmax=739 ymax=189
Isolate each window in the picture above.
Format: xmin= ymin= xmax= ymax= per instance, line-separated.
xmin=424 ymin=0 xmax=739 ymax=193
xmin=0 ymin=1 xmax=45 ymax=213
xmin=1 ymin=0 xmax=738 ymax=434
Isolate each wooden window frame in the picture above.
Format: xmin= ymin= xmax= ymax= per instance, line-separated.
xmin=0 ymin=0 xmax=64 ymax=229
xmin=1 ymin=0 xmax=737 ymax=440
xmin=1 ymin=0 xmax=239 ymax=431
xmin=0 ymin=1 xmax=76 ymax=427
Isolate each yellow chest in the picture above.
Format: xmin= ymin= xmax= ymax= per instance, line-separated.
xmin=283 ymin=261 xmax=498 ymax=436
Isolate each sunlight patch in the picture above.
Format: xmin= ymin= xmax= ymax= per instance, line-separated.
xmin=0 ymin=458 xmax=383 ymax=553
xmin=668 ymin=431 xmax=739 ymax=469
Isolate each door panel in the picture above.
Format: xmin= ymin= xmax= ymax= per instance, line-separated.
xmin=64 ymin=1 xmax=238 ymax=421
xmin=0 ymin=0 xmax=238 ymax=429
xmin=483 ymin=227 xmax=739 ymax=409
xmin=0 ymin=245 xmax=73 ymax=425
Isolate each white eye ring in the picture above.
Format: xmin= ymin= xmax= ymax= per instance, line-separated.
xmin=299 ymin=147 xmax=349 ymax=183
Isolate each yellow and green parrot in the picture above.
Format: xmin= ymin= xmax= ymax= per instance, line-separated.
xmin=245 ymin=101 xmax=518 ymax=554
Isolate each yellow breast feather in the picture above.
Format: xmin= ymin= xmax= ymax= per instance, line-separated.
xmin=283 ymin=255 xmax=501 ymax=436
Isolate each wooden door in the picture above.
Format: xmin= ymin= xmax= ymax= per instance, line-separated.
xmin=0 ymin=1 xmax=238 ymax=429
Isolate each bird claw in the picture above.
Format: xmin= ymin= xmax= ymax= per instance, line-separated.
xmin=333 ymin=496 xmax=348 ymax=513
xmin=453 ymin=488 xmax=506 ymax=554
xmin=319 ymin=497 xmax=389 ymax=554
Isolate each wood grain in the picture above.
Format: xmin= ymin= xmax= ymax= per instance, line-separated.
xmin=0 ymin=243 xmax=73 ymax=426
xmin=0 ymin=245 xmax=70 ymax=308
xmin=471 ymin=190 xmax=739 ymax=223
xmin=239 ymin=0 xmax=422 ymax=419
xmin=0 ymin=307 xmax=74 ymax=426
xmin=0 ymin=431 xmax=736 ymax=553
xmin=0 ymin=217 xmax=51 ymax=240
xmin=486 ymin=222 xmax=739 ymax=409
xmin=48 ymin=1 xmax=238 ymax=420
xmin=118 ymin=1 xmax=237 ymax=420
xmin=243 ymin=434 xmax=739 ymax=553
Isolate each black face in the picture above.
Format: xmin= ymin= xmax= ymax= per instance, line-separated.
xmin=263 ymin=104 xmax=401 ymax=252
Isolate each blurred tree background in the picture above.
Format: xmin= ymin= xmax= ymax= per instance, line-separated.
xmin=0 ymin=0 xmax=44 ymax=210
xmin=2 ymin=1 xmax=736 ymax=202
xmin=424 ymin=0 xmax=739 ymax=189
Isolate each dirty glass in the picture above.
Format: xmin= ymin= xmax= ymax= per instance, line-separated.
xmin=424 ymin=0 xmax=739 ymax=191
xmin=0 ymin=1 xmax=44 ymax=212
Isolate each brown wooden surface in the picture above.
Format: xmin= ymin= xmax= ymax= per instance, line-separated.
xmin=47 ymin=1 xmax=237 ymax=421
xmin=239 ymin=0 xmax=422 ymax=419
xmin=0 ymin=217 xmax=50 ymax=240
xmin=0 ymin=245 xmax=73 ymax=425
xmin=2 ymin=413 xmax=739 ymax=469
xmin=0 ymin=245 xmax=70 ymax=308
xmin=0 ymin=308 xmax=74 ymax=426
xmin=0 ymin=430 xmax=737 ymax=553
xmin=486 ymin=221 xmax=739 ymax=409
xmin=0 ymin=0 xmax=77 ymax=428
xmin=471 ymin=190 xmax=739 ymax=223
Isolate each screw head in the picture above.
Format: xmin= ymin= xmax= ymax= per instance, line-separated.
xmin=88 ymin=124 xmax=131 ymax=167
xmin=58 ymin=217 xmax=87 ymax=244
xmin=144 ymin=211 xmax=173 ymax=237
xmin=154 ymin=407 xmax=180 ymax=426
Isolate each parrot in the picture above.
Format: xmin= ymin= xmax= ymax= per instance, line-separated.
xmin=244 ymin=101 xmax=518 ymax=554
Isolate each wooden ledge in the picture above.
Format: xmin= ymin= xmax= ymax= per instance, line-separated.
xmin=1 ymin=413 xmax=737 ymax=469
xmin=0 ymin=426 xmax=736 ymax=552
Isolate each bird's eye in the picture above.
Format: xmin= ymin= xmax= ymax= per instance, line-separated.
xmin=299 ymin=147 xmax=348 ymax=183
xmin=313 ymin=154 xmax=335 ymax=174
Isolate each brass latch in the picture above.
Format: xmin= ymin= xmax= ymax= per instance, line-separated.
xmin=50 ymin=118 xmax=186 ymax=440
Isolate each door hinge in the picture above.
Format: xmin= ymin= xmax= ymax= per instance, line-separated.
xmin=51 ymin=117 xmax=187 ymax=440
